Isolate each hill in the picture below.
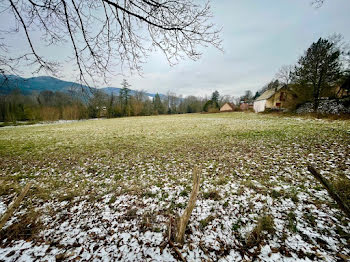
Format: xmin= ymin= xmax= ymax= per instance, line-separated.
xmin=0 ymin=75 xmax=160 ymax=98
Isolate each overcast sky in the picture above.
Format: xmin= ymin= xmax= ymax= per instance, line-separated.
xmin=1 ymin=0 xmax=350 ymax=97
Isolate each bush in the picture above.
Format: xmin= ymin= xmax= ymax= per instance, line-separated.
xmin=203 ymin=100 xmax=219 ymax=112
xmin=208 ymin=107 xmax=220 ymax=113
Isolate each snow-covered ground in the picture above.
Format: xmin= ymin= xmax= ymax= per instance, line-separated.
xmin=0 ymin=113 xmax=349 ymax=261
xmin=0 ymin=119 xmax=91 ymax=129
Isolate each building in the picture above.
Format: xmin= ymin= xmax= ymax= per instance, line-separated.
xmin=240 ymin=102 xmax=253 ymax=111
xmin=253 ymin=85 xmax=295 ymax=113
xmin=220 ymin=102 xmax=235 ymax=112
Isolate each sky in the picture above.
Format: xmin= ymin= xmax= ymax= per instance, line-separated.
xmin=1 ymin=0 xmax=350 ymax=97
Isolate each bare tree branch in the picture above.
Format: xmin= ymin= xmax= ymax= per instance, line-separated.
xmin=276 ymin=65 xmax=294 ymax=86
xmin=0 ymin=0 xmax=222 ymax=86
xmin=312 ymin=0 xmax=325 ymax=8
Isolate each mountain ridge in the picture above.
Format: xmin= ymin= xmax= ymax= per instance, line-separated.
xmin=0 ymin=75 xmax=161 ymax=98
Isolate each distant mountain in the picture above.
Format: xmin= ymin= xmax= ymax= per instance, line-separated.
xmin=0 ymin=75 xmax=90 ymax=95
xmin=0 ymin=75 xmax=161 ymax=98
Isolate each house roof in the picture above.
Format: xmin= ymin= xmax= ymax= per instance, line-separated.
xmin=221 ymin=102 xmax=235 ymax=109
xmin=255 ymin=85 xmax=285 ymax=101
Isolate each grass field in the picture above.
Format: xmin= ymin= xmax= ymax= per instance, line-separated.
xmin=0 ymin=112 xmax=350 ymax=261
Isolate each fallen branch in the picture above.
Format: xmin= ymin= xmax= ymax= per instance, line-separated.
xmin=175 ymin=168 xmax=201 ymax=244
xmin=307 ymin=165 xmax=350 ymax=218
xmin=0 ymin=182 xmax=32 ymax=230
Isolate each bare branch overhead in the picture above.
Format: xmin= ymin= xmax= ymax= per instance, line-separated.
xmin=0 ymin=0 xmax=221 ymax=85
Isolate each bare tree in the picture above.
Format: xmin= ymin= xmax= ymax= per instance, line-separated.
xmin=276 ymin=65 xmax=293 ymax=86
xmin=0 ymin=0 xmax=221 ymax=85
xmin=312 ymin=0 xmax=325 ymax=8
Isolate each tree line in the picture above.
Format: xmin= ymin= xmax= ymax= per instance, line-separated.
xmin=0 ymin=79 xmax=244 ymax=123
xmin=3 ymin=34 xmax=348 ymax=123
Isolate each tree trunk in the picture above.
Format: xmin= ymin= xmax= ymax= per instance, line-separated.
xmin=175 ymin=169 xmax=200 ymax=244
xmin=308 ymin=166 xmax=350 ymax=218
xmin=313 ymin=84 xmax=320 ymax=112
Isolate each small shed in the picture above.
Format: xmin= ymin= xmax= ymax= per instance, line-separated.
xmin=220 ymin=102 xmax=235 ymax=112
xmin=253 ymin=85 xmax=294 ymax=113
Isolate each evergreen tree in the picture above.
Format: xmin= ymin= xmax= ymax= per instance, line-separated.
xmin=119 ymin=79 xmax=131 ymax=116
xmin=153 ymin=93 xmax=165 ymax=114
xmin=294 ymin=37 xmax=342 ymax=111
xmin=211 ymin=90 xmax=220 ymax=104
xmin=203 ymin=91 xmax=220 ymax=112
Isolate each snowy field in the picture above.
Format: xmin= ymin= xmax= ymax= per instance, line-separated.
xmin=0 ymin=112 xmax=349 ymax=261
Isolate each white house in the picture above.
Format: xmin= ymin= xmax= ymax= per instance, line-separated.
xmin=254 ymin=85 xmax=294 ymax=113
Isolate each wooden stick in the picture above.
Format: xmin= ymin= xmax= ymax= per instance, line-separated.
xmin=308 ymin=165 xmax=350 ymax=218
xmin=175 ymin=168 xmax=200 ymax=244
xmin=0 ymin=182 xmax=32 ymax=230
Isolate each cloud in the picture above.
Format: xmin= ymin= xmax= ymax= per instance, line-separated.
xmin=1 ymin=0 xmax=349 ymax=97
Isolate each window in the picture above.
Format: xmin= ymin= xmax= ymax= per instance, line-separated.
xmin=276 ymin=103 xmax=281 ymax=107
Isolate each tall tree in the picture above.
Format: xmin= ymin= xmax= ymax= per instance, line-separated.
xmin=294 ymin=37 xmax=342 ymax=111
xmin=0 ymin=0 xmax=221 ymax=84
xmin=119 ymin=79 xmax=131 ymax=116
xmin=211 ymin=91 xmax=220 ymax=104
xmin=203 ymin=91 xmax=219 ymax=112
xmin=153 ymin=93 xmax=165 ymax=115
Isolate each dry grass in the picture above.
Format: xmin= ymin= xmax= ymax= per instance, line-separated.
xmin=333 ymin=177 xmax=350 ymax=209
xmin=0 ymin=112 xmax=349 ymax=260
xmin=199 ymin=215 xmax=216 ymax=229
xmin=0 ymin=208 xmax=42 ymax=246
xmin=202 ymin=190 xmax=221 ymax=201
xmin=245 ymin=215 xmax=275 ymax=248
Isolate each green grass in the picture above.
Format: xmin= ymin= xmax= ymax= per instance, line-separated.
xmin=1 ymin=112 xmax=349 ymax=260
xmin=0 ymin=112 xmax=349 ymax=212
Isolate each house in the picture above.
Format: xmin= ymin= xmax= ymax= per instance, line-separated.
xmin=240 ymin=102 xmax=253 ymax=111
xmin=253 ymin=85 xmax=295 ymax=113
xmin=220 ymin=102 xmax=235 ymax=112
